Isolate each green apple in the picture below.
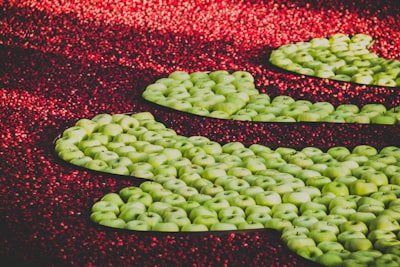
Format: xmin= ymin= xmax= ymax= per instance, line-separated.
xmin=272 ymin=209 xmax=298 ymax=221
xmin=368 ymin=229 xmax=397 ymax=244
xmin=98 ymin=218 xmax=126 ymax=229
xmin=323 ymin=165 xmax=352 ymax=179
xmin=254 ymin=191 xmax=282 ymax=207
xmin=374 ymin=254 xmax=400 ymax=267
xmin=349 ymin=211 xmax=376 ymax=225
xmin=281 ymin=226 xmax=310 ymax=243
xmin=286 ymin=236 xmax=316 ymax=252
xmin=173 ymin=200 xmax=199 ymax=214
xmin=209 ymin=222 xmax=237 ymax=231
xmin=297 ymin=246 xmax=324 ymax=262
xmin=371 ymin=115 xmax=397 ymax=124
xmin=152 ymin=222 xmax=180 ymax=232
xmin=340 ymin=220 xmax=368 ymax=235
xmin=316 ymin=251 xmax=344 ymax=267
xmin=349 ymin=180 xmax=378 ymax=196
xmin=203 ymin=197 xmax=231 ymax=212
xmin=337 ymin=230 xmax=367 ymax=244
xmin=292 ymin=216 xmax=319 ymax=229
xmin=159 ymin=193 xmax=186 ymax=206
xmin=188 ymin=193 xmax=213 ymax=205
xmin=360 ymin=170 xmax=389 ymax=186
xmin=229 ymin=195 xmax=256 ymax=210
xmin=218 ymin=206 xmax=246 ymax=220
xmin=309 ymin=228 xmax=338 ymax=244
xmin=330 ymin=205 xmax=357 ymax=219
xmin=181 ymin=224 xmax=208 ymax=232
xmin=124 ymin=220 xmax=151 ymax=231
xmin=136 ymin=212 xmax=163 ymax=228
xmin=264 ymin=218 xmax=293 ymax=231
xmin=90 ymin=210 xmax=118 ymax=223
xmin=192 ymin=215 xmax=219 ymax=229
xmin=321 ymin=181 xmax=349 ymax=196
xmin=282 ymin=190 xmax=311 ymax=206
xmin=127 ymin=191 xmax=153 ymax=207
xmin=369 ymin=215 xmax=400 ymax=232
xmin=370 ymin=191 xmax=397 ymax=206
xmin=343 ymin=238 xmax=373 ymax=252
xmin=189 ymin=206 xmax=218 ymax=221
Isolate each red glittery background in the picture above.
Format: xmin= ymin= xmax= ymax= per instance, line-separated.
xmin=1 ymin=0 xmax=399 ymax=266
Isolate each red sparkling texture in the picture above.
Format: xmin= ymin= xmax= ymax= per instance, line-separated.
xmin=0 ymin=0 xmax=399 ymax=266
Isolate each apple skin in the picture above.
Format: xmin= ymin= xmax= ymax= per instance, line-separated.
xmin=125 ymin=220 xmax=151 ymax=231
xmin=118 ymin=186 xmax=144 ymax=202
xmin=374 ymin=254 xmax=400 ymax=267
xmin=281 ymin=227 xmax=310 ymax=243
xmin=264 ymin=218 xmax=293 ymax=231
xmin=369 ymin=215 xmax=400 ymax=232
xmin=255 ymin=191 xmax=282 ymax=207
xmin=127 ymin=189 xmax=153 ymax=206
xmin=229 ymin=195 xmax=257 ymax=210
xmin=349 ymin=212 xmax=376 ymax=225
xmin=152 ymin=222 xmax=180 ymax=232
xmin=218 ymin=206 xmax=246 ymax=220
xmin=292 ymin=216 xmax=319 ymax=229
xmin=286 ymin=236 xmax=316 ymax=252
xmin=360 ymin=170 xmax=389 ymax=187
xmin=98 ymin=218 xmax=126 ymax=229
xmin=347 ymin=250 xmax=383 ymax=266
xmin=181 ymin=224 xmax=209 ymax=232
xmin=193 ymin=215 xmax=220 ymax=229
xmin=327 ymin=146 xmax=351 ymax=159
xmin=349 ymin=180 xmax=378 ymax=196
xmin=316 ymin=251 xmax=344 ymax=267
xmin=339 ymin=220 xmax=368 ymax=235
xmin=297 ymin=246 xmax=323 ymax=262
xmin=344 ymin=238 xmax=373 ymax=252
xmin=323 ymin=165 xmax=352 ymax=179
xmin=160 ymin=193 xmax=186 ymax=206
xmin=299 ymin=202 xmax=327 ymax=214
xmin=321 ymin=181 xmax=349 ymax=196
xmin=309 ymin=228 xmax=338 ymax=244
xmin=210 ymin=223 xmax=238 ymax=231
xmin=91 ymin=200 xmax=120 ymax=215
xmin=136 ymin=212 xmax=163 ymax=228
xmin=204 ymin=197 xmax=231 ymax=212
xmin=62 ymin=126 xmax=89 ymax=141
xmin=368 ymin=229 xmax=397 ymax=244
xmin=90 ymin=211 xmax=118 ymax=223
xmin=139 ymin=181 xmax=164 ymax=193
xmin=282 ymin=190 xmax=311 ymax=206
xmin=188 ymin=193 xmax=213 ymax=205
xmin=200 ymin=184 xmax=225 ymax=197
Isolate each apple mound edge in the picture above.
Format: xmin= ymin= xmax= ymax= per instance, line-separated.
xmin=141 ymin=69 xmax=400 ymax=124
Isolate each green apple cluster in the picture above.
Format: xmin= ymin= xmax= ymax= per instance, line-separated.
xmin=66 ymin=112 xmax=400 ymax=266
xmin=142 ymin=70 xmax=400 ymax=124
xmin=269 ymin=33 xmax=400 ymax=87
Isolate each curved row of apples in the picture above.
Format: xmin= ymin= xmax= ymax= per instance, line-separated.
xmin=269 ymin=33 xmax=400 ymax=87
xmin=142 ymin=70 xmax=400 ymax=124
xmin=56 ymin=112 xmax=400 ymax=266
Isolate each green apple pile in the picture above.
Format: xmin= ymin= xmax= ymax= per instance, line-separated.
xmin=56 ymin=112 xmax=400 ymax=266
xmin=269 ymin=33 xmax=400 ymax=87
xmin=142 ymin=70 xmax=400 ymax=124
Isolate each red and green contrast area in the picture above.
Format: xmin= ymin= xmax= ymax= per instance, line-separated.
xmin=56 ymin=111 xmax=400 ymax=266
xmin=1 ymin=0 xmax=399 ymax=266
xmin=142 ymin=69 xmax=400 ymax=123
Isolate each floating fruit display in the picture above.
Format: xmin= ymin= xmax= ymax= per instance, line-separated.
xmin=56 ymin=110 xmax=400 ymax=267
xmin=269 ymin=34 xmax=400 ymax=87
xmin=142 ymin=70 xmax=399 ymax=124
